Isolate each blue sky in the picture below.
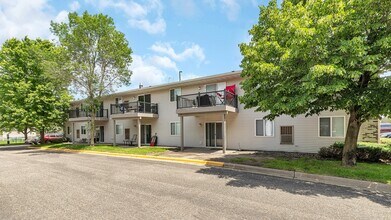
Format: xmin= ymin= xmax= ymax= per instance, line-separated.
xmin=0 ymin=0 xmax=267 ymax=91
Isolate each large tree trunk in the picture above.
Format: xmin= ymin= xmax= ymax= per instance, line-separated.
xmin=40 ymin=128 xmax=45 ymax=144
xmin=342 ymin=111 xmax=362 ymax=166
xmin=90 ymin=110 xmax=95 ymax=146
xmin=23 ymin=127 xmax=28 ymax=141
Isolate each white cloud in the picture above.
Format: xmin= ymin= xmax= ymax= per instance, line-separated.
xmin=69 ymin=1 xmax=80 ymax=11
xmin=86 ymin=0 xmax=166 ymax=34
xmin=0 ymin=0 xmax=54 ymax=43
xmin=147 ymin=56 xmax=178 ymax=71
xmin=54 ymin=10 xmax=69 ymax=23
xmin=220 ymin=0 xmax=240 ymax=21
xmin=128 ymin=18 xmax=166 ymax=34
xmin=128 ymin=54 xmax=166 ymax=88
xmin=150 ymin=42 xmax=205 ymax=62
xmin=117 ymin=51 xmax=201 ymax=90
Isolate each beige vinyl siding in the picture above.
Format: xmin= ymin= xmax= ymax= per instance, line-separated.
xmin=66 ymin=73 xmax=357 ymax=153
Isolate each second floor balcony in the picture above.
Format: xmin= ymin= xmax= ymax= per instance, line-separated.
xmin=110 ymin=101 xmax=159 ymax=119
xmin=176 ymin=89 xmax=238 ymax=115
xmin=68 ymin=109 xmax=109 ymax=122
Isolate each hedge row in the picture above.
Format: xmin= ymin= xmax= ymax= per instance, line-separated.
xmin=318 ymin=142 xmax=391 ymax=163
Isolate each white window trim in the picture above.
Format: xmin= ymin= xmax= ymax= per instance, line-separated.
xmin=204 ymin=121 xmax=223 ymax=148
xmin=280 ymin=125 xmax=294 ymax=145
xmin=254 ymin=119 xmax=275 ymax=137
xmin=318 ymin=116 xmax=346 ymax=138
xmin=115 ymin=97 xmax=123 ymax=104
xmin=138 ymin=94 xmax=152 ymax=105
xmin=115 ymin=124 xmax=123 ymax=135
xmin=205 ymin=83 xmax=217 ymax=92
xmin=170 ymin=121 xmax=180 ymax=136
xmin=169 ymin=88 xmax=181 ymax=102
xmin=81 ymin=126 xmax=86 ymax=135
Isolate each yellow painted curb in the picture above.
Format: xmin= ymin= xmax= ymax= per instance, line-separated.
xmin=32 ymin=147 xmax=225 ymax=167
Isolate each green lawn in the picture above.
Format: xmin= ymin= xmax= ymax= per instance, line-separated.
xmin=261 ymin=157 xmax=391 ymax=184
xmin=0 ymin=140 xmax=24 ymax=146
xmin=39 ymin=143 xmax=170 ymax=155
xmin=380 ymin=138 xmax=391 ymax=145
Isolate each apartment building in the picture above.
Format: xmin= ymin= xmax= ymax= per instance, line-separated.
xmin=65 ymin=70 xmax=379 ymax=153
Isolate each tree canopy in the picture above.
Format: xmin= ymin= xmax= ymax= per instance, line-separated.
xmin=240 ymin=0 xmax=391 ymax=165
xmin=0 ymin=37 xmax=71 ymax=139
xmin=50 ymin=11 xmax=133 ymax=145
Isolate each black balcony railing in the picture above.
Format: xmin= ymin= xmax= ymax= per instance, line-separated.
xmin=110 ymin=101 xmax=158 ymax=115
xmin=68 ymin=109 xmax=108 ymax=118
xmin=177 ymin=89 xmax=238 ymax=109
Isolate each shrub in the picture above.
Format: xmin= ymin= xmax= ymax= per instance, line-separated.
xmin=356 ymin=147 xmax=383 ymax=162
xmin=381 ymin=138 xmax=391 ymax=145
xmin=318 ymin=142 xmax=391 ymax=163
xmin=380 ymin=150 xmax=391 ymax=161
xmin=318 ymin=146 xmax=342 ymax=159
xmin=330 ymin=142 xmax=344 ymax=149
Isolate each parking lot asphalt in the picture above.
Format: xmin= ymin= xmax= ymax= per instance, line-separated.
xmin=0 ymin=145 xmax=390 ymax=219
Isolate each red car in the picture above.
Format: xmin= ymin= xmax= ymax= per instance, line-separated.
xmin=380 ymin=123 xmax=391 ymax=133
xmin=44 ymin=134 xmax=64 ymax=143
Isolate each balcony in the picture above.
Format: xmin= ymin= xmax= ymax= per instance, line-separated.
xmin=68 ymin=109 xmax=109 ymax=122
xmin=176 ymin=90 xmax=238 ymax=115
xmin=110 ymin=101 xmax=159 ymax=119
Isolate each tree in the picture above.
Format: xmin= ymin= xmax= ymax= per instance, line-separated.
xmin=50 ymin=11 xmax=133 ymax=146
xmin=0 ymin=37 xmax=71 ymax=142
xmin=240 ymin=0 xmax=391 ymax=166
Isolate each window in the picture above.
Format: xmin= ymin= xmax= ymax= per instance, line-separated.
xmin=115 ymin=97 xmax=122 ymax=104
xmin=319 ymin=116 xmax=345 ymax=137
xmin=76 ymin=130 xmax=80 ymax=138
xmin=170 ymin=122 xmax=180 ymax=136
xmin=67 ymin=126 xmax=70 ymax=135
xmin=116 ymin=124 xmax=123 ymax=135
xmin=170 ymin=88 xmax=181 ymax=102
xmin=206 ymin=84 xmax=217 ymax=92
xmin=280 ymin=126 xmax=294 ymax=144
xmin=255 ymin=119 xmax=274 ymax=137
xmin=81 ymin=126 xmax=86 ymax=135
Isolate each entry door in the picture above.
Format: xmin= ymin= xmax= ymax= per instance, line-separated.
xmin=100 ymin=126 xmax=104 ymax=142
xmin=95 ymin=126 xmax=104 ymax=142
xmin=141 ymin=125 xmax=152 ymax=144
xmin=205 ymin=122 xmax=223 ymax=147
xmin=125 ymin=128 xmax=130 ymax=140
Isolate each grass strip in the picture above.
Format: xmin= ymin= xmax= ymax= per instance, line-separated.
xmin=261 ymin=157 xmax=391 ymax=184
xmin=40 ymin=143 xmax=169 ymax=155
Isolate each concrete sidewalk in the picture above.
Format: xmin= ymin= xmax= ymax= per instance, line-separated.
xmin=160 ymin=147 xmax=260 ymax=160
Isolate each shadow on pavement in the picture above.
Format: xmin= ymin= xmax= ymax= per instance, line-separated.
xmin=0 ymin=145 xmax=31 ymax=151
xmin=0 ymin=146 xmax=71 ymax=156
xmin=15 ymin=149 xmax=71 ymax=156
xmin=196 ymin=167 xmax=391 ymax=207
